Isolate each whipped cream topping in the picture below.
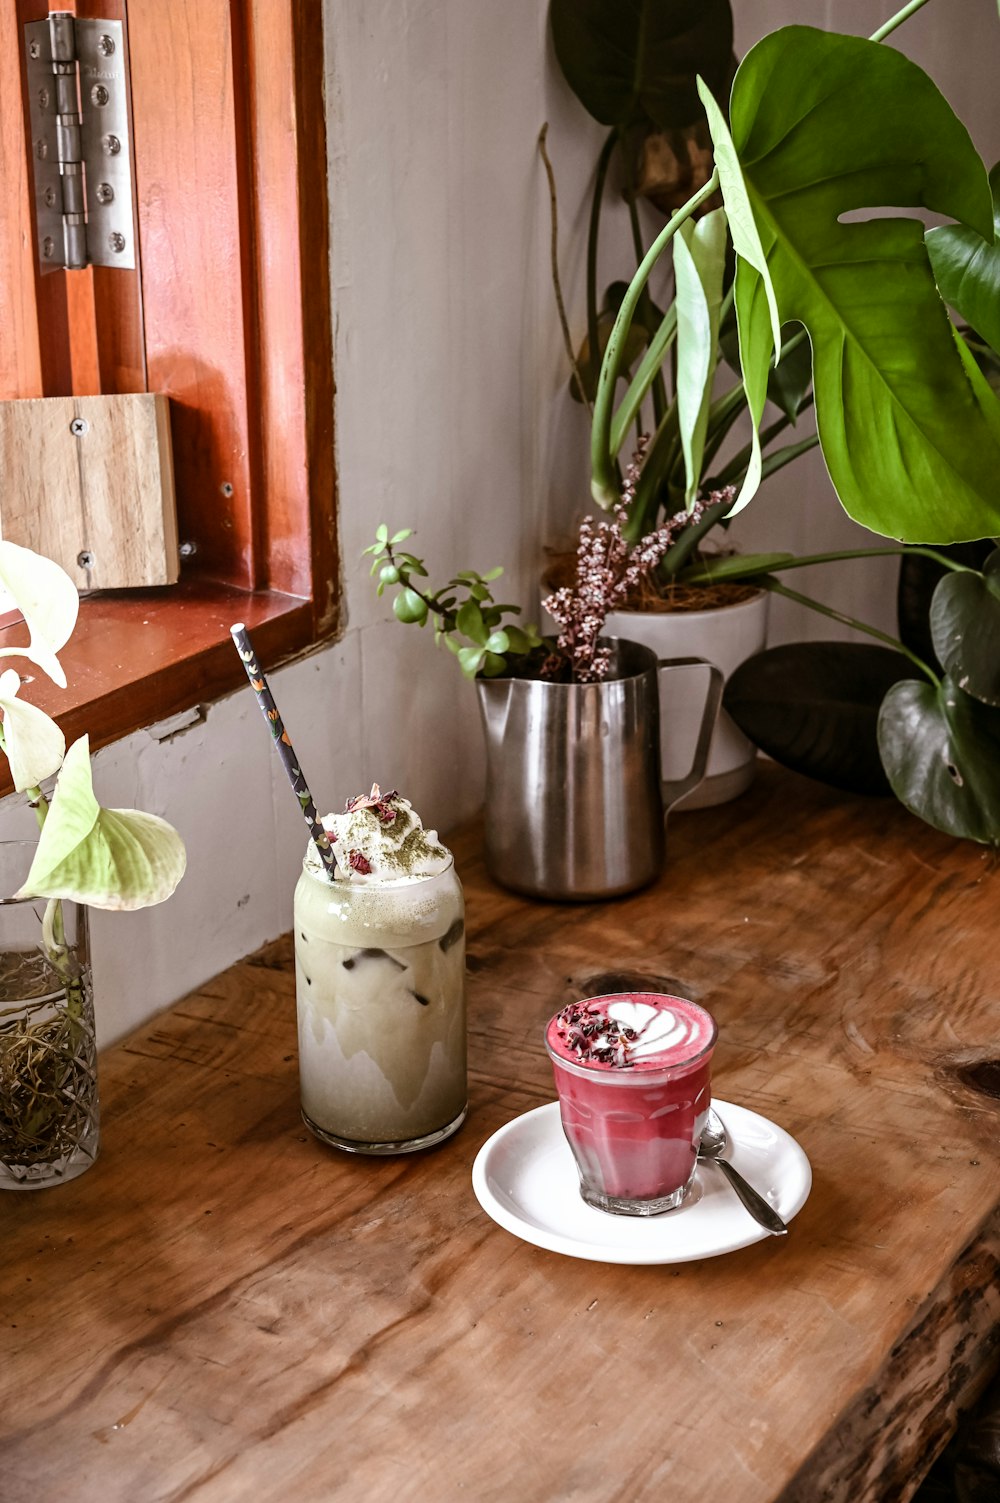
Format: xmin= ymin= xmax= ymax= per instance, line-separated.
xmin=308 ymin=784 xmax=451 ymax=885
xmin=547 ymin=993 xmax=715 ymax=1070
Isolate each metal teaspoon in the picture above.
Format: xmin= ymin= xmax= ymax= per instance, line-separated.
xmin=699 ymin=1108 xmax=788 ymax=1236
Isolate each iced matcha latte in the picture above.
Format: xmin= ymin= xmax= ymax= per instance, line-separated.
xmin=294 ymin=785 xmax=467 ymax=1154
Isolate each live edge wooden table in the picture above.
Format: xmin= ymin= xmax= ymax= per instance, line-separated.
xmin=2 ymin=765 xmax=999 ymax=1503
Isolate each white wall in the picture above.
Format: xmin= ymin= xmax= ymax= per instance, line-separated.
xmin=1 ymin=0 xmax=995 ymax=1047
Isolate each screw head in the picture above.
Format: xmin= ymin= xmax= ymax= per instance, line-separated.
xmin=35 ymin=139 xmax=48 ymax=160
xmin=101 ymin=134 xmax=121 ymax=157
xmin=220 ymin=481 xmax=234 ymax=498
xmin=77 ymin=550 xmax=96 ymax=569
xmin=44 ymin=186 xmax=58 ymax=208
xmin=108 ymin=231 xmax=126 ymax=254
xmin=179 ymin=541 xmax=198 ymax=558
xmin=42 ymin=237 xmax=55 ymax=260
xmin=28 ymin=40 xmax=40 ymax=59
xmin=95 ymin=182 xmax=114 ymax=205
xmin=38 ymin=88 xmax=50 ymax=109
xmin=97 ymin=34 xmax=115 ymax=57
xmin=90 ymin=84 xmax=110 ymax=107
xmin=70 ymin=418 xmax=89 ymax=438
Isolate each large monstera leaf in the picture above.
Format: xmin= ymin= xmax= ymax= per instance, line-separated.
xmin=710 ymin=26 xmax=1000 ymax=542
xmin=550 ymin=0 xmax=733 ymax=131
xmin=878 ymin=678 xmax=1000 ymax=845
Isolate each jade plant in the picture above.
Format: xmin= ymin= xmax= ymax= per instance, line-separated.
xmin=366 ymin=469 xmax=722 ymax=683
xmin=0 ymin=542 xmax=186 ymax=909
xmin=364 ymin=525 xmax=544 ymax=680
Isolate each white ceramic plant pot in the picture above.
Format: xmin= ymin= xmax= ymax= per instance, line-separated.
xmin=602 ymin=591 xmax=769 ymax=810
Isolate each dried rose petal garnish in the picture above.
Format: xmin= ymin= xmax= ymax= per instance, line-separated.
xmin=344 ymin=783 xmax=400 ymax=824
xmin=554 ymin=1000 xmax=641 ymax=1067
xmin=348 ymin=849 xmax=372 ymax=875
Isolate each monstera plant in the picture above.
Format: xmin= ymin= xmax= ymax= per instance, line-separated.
xmin=544 ymin=0 xmax=816 ymax=571
xmin=585 ymin=0 xmax=1000 ymax=844
xmin=592 ymin=2 xmax=1000 ymax=544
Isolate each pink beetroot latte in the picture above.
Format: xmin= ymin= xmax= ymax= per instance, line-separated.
xmin=545 ymin=993 xmax=717 ymax=1216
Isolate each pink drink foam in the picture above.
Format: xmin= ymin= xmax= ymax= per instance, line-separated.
xmin=545 ymin=994 xmax=716 ymax=1203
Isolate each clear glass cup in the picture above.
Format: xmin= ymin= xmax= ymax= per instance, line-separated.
xmin=293 ymin=853 xmax=467 ymax=1154
xmin=0 ymin=843 xmax=98 ymax=1191
xmin=545 ymin=992 xmax=716 ymax=1216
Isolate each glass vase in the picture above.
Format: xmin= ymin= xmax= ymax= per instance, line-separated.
xmin=0 ymin=844 xmax=98 ymax=1190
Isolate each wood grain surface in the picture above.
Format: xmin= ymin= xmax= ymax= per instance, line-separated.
xmin=1 ymin=766 xmax=998 ymax=1502
xmin=0 ymin=393 xmax=178 ymax=587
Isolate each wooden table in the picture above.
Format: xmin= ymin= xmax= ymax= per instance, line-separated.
xmin=2 ymin=765 xmax=999 ymax=1502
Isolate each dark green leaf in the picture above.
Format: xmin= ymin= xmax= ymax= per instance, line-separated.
xmin=878 ymin=675 xmax=1000 ymax=844
xmin=725 ymin=642 xmax=913 ymax=795
xmin=930 ymin=550 xmax=1000 ymax=706
xmin=896 ymin=541 xmax=996 ymax=669
xmin=550 ymin=0 xmax=733 ymax=132
xmin=926 ymin=163 xmax=1000 ymax=359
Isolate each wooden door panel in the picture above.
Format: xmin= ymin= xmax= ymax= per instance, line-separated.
xmin=127 ymin=0 xmax=257 ymax=588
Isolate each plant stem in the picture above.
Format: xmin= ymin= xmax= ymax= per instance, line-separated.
xmin=759 ymin=545 xmax=970 ymax=576
xmin=591 ymin=169 xmax=721 ymax=506
xmin=586 ymin=131 xmax=617 ymax=401
xmin=870 ymin=0 xmax=933 ymax=43
xmin=764 ymin=579 xmax=941 ymax=686
xmin=538 ymin=125 xmax=592 ymax=411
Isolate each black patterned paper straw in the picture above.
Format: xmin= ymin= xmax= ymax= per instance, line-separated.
xmin=230 ymin=623 xmax=336 ymax=878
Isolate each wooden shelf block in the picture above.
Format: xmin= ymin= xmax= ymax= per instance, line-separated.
xmin=0 ymin=392 xmax=179 ymax=589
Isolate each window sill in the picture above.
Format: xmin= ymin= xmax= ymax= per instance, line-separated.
xmin=0 ymin=582 xmax=336 ymax=798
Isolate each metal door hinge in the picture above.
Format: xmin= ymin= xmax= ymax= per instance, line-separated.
xmin=24 ymin=12 xmax=135 ymax=273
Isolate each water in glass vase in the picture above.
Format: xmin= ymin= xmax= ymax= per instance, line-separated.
xmin=0 ymin=882 xmax=98 ymax=1191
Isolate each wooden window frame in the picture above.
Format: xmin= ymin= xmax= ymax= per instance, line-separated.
xmin=0 ymin=0 xmax=339 ymax=790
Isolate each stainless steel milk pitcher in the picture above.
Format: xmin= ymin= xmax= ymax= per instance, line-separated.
xmin=475 ymin=638 xmax=723 ymax=900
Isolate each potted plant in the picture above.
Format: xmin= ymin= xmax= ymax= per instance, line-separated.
xmin=682 ymin=532 xmax=1000 ymax=846
xmin=0 ymin=543 xmax=186 ymax=1189
xmin=578 ymin=0 xmax=1000 ymax=823
xmin=365 ymin=484 xmax=723 ymax=900
xmin=542 ymin=0 xmax=817 ymax=806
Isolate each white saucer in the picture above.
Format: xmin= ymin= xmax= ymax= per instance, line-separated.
xmin=471 ymin=1099 xmax=811 ymax=1264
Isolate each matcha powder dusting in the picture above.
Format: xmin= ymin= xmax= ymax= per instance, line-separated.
xmin=321 ymin=785 xmax=451 ymax=882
